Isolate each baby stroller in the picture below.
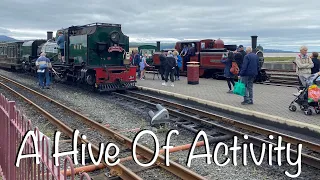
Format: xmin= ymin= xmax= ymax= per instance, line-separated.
xmin=289 ymin=73 xmax=320 ymax=115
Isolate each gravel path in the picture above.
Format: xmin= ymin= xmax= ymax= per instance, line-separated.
xmin=0 ymin=69 xmax=319 ymax=180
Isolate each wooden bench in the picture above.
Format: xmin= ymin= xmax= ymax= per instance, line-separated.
xmin=145 ymin=66 xmax=160 ymax=80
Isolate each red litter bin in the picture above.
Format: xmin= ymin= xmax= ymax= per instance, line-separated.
xmin=187 ymin=62 xmax=200 ymax=84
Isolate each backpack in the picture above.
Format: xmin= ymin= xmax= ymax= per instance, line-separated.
xmin=230 ymin=62 xmax=239 ymax=75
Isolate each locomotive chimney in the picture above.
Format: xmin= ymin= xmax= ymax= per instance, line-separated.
xmin=251 ymin=35 xmax=258 ymax=51
xmin=156 ymin=41 xmax=160 ymax=51
xmin=47 ymin=31 xmax=53 ymax=40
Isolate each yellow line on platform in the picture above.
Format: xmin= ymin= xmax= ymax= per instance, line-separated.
xmin=137 ymin=85 xmax=320 ymax=134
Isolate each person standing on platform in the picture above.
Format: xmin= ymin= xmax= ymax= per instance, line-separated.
xmin=173 ymin=50 xmax=182 ymax=80
xmin=311 ymin=52 xmax=320 ymax=74
xmin=162 ymin=51 xmax=176 ymax=87
xmin=294 ymin=46 xmax=314 ymax=86
xmin=139 ymin=53 xmax=149 ymax=80
xmin=238 ymin=47 xmax=259 ymax=105
xmin=234 ymin=46 xmax=244 ymax=71
xmin=133 ymin=50 xmax=141 ymax=79
xmin=36 ymin=52 xmax=52 ymax=89
xmin=159 ymin=50 xmax=167 ymax=80
xmin=221 ymin=51 xmax=235 ymax=93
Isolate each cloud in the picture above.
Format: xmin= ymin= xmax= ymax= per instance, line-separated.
xmin=0 ymin=0 xmax=319 ymax=51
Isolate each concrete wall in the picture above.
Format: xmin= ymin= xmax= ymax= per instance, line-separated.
xmin=262 ymin=61 xmax=295 ymax=71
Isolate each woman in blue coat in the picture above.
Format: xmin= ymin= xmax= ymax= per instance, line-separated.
xmin=173 ymin=50 xmax=182 ymax=80
xmin=221 ymin=51 xmax=235 ymax=93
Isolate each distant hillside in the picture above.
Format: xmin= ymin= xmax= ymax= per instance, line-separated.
xmin=129 ymin=42 xmax=294 ymax=53
xmin=129 ymin=42 xmax=175 ymax=50
xmin=0 ymin=35 xmax=17 ymax=42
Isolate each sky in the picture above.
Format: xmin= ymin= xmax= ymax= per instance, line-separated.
xmin=0 ymin=0 xmax=319 ymax=52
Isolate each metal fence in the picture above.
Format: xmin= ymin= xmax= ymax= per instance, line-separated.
xmin=0 ymin=93 xmax=92 ymax=180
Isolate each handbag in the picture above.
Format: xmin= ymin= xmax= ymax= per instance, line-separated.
xmin=230 ymin=62 xmax=239 ymax=75
xmin=233 ymin=80 xmax=246 ymax=96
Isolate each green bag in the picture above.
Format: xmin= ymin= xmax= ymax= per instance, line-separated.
xmin=233 ymin=80 xmax=246 ymax=96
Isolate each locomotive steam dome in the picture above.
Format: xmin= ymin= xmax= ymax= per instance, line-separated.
xmin=256 ymin=44 xmax=264 ymax=52
xmin=214 ymin=38 xmax=224 ymax=48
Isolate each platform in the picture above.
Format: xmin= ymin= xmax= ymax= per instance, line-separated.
xmin=136 ymin=73 xmax=320 ymax=134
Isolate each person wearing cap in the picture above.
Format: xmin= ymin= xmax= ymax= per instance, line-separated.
xmin=235 ymin=45 xmax=246 ymax=71
xmin=159 ymin=50 xmax=167 ymax=80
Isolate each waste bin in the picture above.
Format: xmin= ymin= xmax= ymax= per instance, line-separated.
xmin=187 ymin=62 xmax=200 ymax=84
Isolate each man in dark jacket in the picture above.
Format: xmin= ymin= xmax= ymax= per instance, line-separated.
xmin=239 ymin=47 xmax=259 ymax=105
xmin=162 ymin=51 xmax=176 ymax=87
xmin=234 ymin=45 xmax=246 ymax=70
xmin=311 ymin=52 xmax=320 ymax=74
xmin=133 ymin=51 xmax=141 ymax=78
xmin=159 ymin=50 xmax=167 ymax=80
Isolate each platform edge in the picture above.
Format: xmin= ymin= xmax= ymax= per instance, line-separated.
xmin=136 ymin=85 xmax=320 ymax=134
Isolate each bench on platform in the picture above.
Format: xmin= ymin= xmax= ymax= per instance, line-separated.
xmin=146 ymin=66 xmax=160 ymax=80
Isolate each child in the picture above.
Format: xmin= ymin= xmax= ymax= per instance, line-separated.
xmin=311 ymin=52 xmax=320 ymax=74
xmin=139 ymin=54 xmax=149 ymax=80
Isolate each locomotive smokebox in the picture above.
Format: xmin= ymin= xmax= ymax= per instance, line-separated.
xmin=251 ymin=35 xmax=258 ymax=51
xmin=47 ymin=31 xmax=53 ymax=40
xmin=156 ymin=41 xmax=160 ymax=51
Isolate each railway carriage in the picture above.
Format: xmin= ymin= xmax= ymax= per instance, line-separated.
xmin=138 ymin=45 xmax=157 ymax=65
xmin=0 ymin=41 xmax=24 ymax=70
xmin=21 ymin=39 xmax=49 ymax=72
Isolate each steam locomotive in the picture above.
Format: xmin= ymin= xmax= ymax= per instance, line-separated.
xmin=151 ymin=36 xmax=268 ymax=82
xmin=0 ymin=23 xmax=137 ymax=92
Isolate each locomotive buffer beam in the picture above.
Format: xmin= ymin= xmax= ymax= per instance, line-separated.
xmin=97 ymin=81 xmax=136 ymax=92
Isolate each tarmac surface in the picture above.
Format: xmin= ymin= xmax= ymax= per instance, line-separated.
xmin=136 ymin=73 xmax=320 ymax=133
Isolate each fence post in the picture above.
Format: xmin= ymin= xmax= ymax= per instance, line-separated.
xmin=8 ymin=101 xmax=16 ymax=180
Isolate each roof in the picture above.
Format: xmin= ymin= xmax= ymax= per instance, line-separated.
xmin=58 ymin=22 xmax=121 ymax=31
xmin=176 ymin=40 xmax=200 ymax=43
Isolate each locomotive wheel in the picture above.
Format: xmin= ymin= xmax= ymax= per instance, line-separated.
xmin=86 ymin=73 xmax=96 ymax=86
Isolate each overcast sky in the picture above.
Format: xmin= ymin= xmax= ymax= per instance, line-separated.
xmin=0 ymin=0 xmax=319 ymax=51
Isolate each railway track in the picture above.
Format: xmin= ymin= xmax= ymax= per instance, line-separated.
xmin=261 ymin=70 xmax=299 ymax=87
xmin=112 ymin=90 xmax=320 ymax=171
xmin=0 ymin=74 xmax=206 ymax=180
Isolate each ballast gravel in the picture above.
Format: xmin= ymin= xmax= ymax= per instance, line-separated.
xmin=0 ymin=69 xmax=318 ymax=180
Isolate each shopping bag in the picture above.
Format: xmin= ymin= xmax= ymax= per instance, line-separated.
xmin=233 ymin=80 xmax=246 ymax=96
xmin=308 ymin=85 xmax=320 ymax=103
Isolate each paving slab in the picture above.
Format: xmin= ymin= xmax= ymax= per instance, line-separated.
xmin=136 ymin=73 xmax=320 ymax=134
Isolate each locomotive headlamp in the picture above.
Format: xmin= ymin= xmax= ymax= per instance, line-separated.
xmin=110 ymin=32 xmax=120 ymax=43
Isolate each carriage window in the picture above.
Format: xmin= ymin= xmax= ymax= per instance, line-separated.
xmin=140 ymin=49 xmax=154 ymax=57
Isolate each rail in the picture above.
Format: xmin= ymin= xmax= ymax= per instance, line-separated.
xmin=0 ymin=74 xmax=206 ymax=180
xmin=113 ymin=91 xmax=320 ymax=169
xmin=0 ymin=93 xmax=91 ymax=180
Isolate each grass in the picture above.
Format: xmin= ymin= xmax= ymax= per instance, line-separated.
xmin=264 ymin=57 xmax=295 ymax=62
